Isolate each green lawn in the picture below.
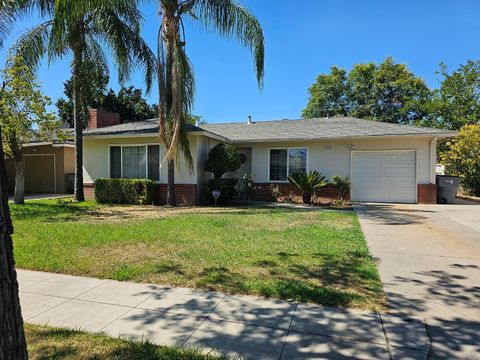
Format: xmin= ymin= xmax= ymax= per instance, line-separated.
xmin=26 ymin=324 xmax=226 ymax=360
xmin=12 ymin=199 xmax=384 ymax=310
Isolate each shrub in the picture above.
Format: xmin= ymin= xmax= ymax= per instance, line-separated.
xmin=441 ymin=124 xmax=480 ymax=196
xmin=95 ymin=178 xmax=155 ymax=205
xmin=205 ymin=143 xmax=245 ymax=179
xmin=331 ymin=175 xmax=351 ymax=201
xmin=288 ymin=170 xmax=327 ymax=204
xmin=206 ymin=178 xmax=238 ymax=204
xmin=237 ymin=174 xmax=256 ymax=201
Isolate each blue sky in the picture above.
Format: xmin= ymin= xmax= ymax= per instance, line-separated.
xmin=2 ymin=0 xmax=480 ymax=123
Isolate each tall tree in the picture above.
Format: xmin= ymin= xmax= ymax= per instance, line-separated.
xmin=0 ymin=55 xmax=60 ymax=204
xmin=14 ymin=0 xmax=156 ymax=202
xmin=426 ymin=61 xmax=480 ymax=130
xmin=0 ymin=2 xmax=34 ymax=359
xmin=303 ymin=57 xmax=431 ymax=124
xmin=302 ymin=66 xmax=348 ymax=118
xmin=56 ymin=78 xmax=158 ymax=126
xmin=154 ymin=0 xmax=264 ymax=206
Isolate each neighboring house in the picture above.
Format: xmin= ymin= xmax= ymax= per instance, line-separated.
xmin=5 ymin=130 xmax=75 ymax=194
xmin=83 ymin=111 xmax=456 ymax=205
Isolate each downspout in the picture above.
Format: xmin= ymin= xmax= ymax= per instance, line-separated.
xmin=430 ymin=137 xmax=437 ymax=184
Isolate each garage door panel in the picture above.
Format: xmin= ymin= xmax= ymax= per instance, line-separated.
xmin=351 ymin=151 xmax=416 ymax=203
xmin=24 ymin=155 xmax=55 ymax=193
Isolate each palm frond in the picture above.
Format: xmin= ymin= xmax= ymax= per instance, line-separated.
xmin=193 ymin=0 xmax=264 ymax=88
xmin=10 ymin=21 xmax=52 ymax=70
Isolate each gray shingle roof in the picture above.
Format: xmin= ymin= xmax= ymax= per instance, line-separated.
xmin=202 ymin=117 xmax=457 ymax=143
xmin=83 ymin=116 xmax=457 ymax=142
xmin=84 ymin=119 xmax=203 ymax=136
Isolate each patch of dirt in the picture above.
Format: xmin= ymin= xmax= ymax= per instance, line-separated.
xmin=83 ymin=205 xmax=252 ymax=222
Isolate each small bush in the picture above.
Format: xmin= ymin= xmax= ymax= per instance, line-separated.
xmin=206 ymin=178 xmax=238 ymax=204
xmin=205 ymin=143 xmax=245 ymax=179
xmin=441 ymin=124 xmax=480 ymax=196
xmin=288 ymin=170 xmax=327 ymax=204
xmin=331 ymin=175 xmax=351 ymax=201
xmin=95 ymin=178 xmax=155 ymax=205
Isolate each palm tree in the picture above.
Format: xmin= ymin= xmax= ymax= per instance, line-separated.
xmin=14 ymin=0 xmax=156 ymax=201
xmin=154 ymin=0 xmax=264 ymax=205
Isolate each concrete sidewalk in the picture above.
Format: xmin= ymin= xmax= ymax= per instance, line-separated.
xmin=18 ymin=269 xmax=428 ymax=359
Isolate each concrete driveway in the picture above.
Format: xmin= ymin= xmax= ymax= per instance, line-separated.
xmin=354 ymin=200 xmax=480 ymax=359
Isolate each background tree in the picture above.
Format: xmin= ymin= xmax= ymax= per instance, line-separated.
xmin=302 ymin=66 xmax=348 ymax=118
xmin=424 ymin=61 xmax=480 ymax=130
xmin=303 ymin=57 xmax=431 ymax=124
xmin=14 ymin=0 xmax=156 ymax=202
xmin=56 ymin=78 xmax=158 ymax=126
xmin=441 ymin=124 xmax=480 ymax=196
xmin=155 ymin=0 xmax=264 ymax=206
xmin=0 ymin=2 xmax=33 ymax=359
xmin=0 ymin=55 xmax=60 ymax=204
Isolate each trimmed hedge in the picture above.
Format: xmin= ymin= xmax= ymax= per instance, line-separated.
xmin=95 ymin=178 xmax=155 ymax=205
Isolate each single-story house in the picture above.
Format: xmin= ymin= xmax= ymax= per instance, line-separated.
xmin=5 ymin=130 xmax=75 ymax=194
xmin=83 ymin=110 xmax=456 ymax=205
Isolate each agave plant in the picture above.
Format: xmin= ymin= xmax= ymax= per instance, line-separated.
xmin=288 ymin=170 xmax=327 ymax=204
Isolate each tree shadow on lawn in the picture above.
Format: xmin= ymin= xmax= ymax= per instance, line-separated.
xmin=11 ymin=201 xmax=95 ymax=222
xmin=194 ymin=251 xmax=384 ymax=309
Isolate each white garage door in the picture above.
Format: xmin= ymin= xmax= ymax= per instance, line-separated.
xmin=351 ymin=151 xmax=416 ymax=203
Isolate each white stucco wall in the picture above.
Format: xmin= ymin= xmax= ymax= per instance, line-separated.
xmin=83 ymin=135 xmax=199 ymax=184
xmin=237 ymin=136 xmax=436 ymax=184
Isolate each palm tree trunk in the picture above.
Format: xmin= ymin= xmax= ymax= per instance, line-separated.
xmin=167 ymin=160 xmax=175 ymax=205
xmin=13 ymin=158 xmax=24 ymax=205
xmin=72 ymin=46 xmax=84 ymax=202
xmin=164 ymin=16 xmax=176 ymax=206
xmin=0 ymin=125 xmax=28 ymax=360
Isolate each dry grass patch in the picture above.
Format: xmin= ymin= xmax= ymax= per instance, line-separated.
xmin=12 ymin=199 xmax=385 ymax=310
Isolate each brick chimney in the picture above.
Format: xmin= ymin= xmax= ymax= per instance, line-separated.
xmin=87 ymin=109 xmax=120 ymax=130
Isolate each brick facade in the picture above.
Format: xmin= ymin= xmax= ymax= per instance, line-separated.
xmin=83 ymin=183 xmax=95 ymax=201
xmin=87 ymin=109 xmax=120 ymax=130
xmin=252 ymin=183 xmax=342 ymax=203
xmin=417 ymin=184 xmax=437 ymax=204
xmin=156 ymin=184 xmax=197 ymax=206
xmin=83 ymin=183 xmax=197 ymax=205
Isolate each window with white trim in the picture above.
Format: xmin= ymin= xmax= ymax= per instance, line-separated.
xmin=269 ymin=148 xmax=307 ymax=181
xmin=110 ymin=145 xmax=160 ymax=181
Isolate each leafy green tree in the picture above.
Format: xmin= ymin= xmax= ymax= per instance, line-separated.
xmin=302 ymin=66 xmax=348 ymax=118
xmin=0 ymin=55 xmax=61 ymax=204
xmin=426 ymin=61 xmax=480 ymax=130
xmin=56 ymin=78 xmax=158 ymax=126
xmin=441 ymin=125 xmax=480 ymax=196
xmin=303 ymin=57 xmax=431 ymax=124
xmin=14 ymin=0 xmax=156 ymax=202
xmin=154 ymin=0 xmax=264 ymax=206
xmin=55 ymin=76 xmax=108 ymax=127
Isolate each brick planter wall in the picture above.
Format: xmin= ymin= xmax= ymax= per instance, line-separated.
xmin=84 ymin=183 xmax=95 ymax=200
xmin=252 ymin=183 xmax=342 ymax=202
xmin=83 ymin=183 xmax=197 ymax=205
xmin=156 ymin=184 xmax=197 ymax=206
xmin=417 ymin=184 xmax=437 ymax=204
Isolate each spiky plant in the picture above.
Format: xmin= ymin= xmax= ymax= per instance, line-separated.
xmin=155 ymin=0 xmax=264 ymax=205
xmin=12 ymin=0 xmax=156 ymax=201
xmin=288 ymin=170 xmax=327 ymax=204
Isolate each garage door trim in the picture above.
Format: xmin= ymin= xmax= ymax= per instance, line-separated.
xmin=349 ymin=149 xmax=417 ymax=203
xmin=23 ymin=153 xmax=56 ymax=193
